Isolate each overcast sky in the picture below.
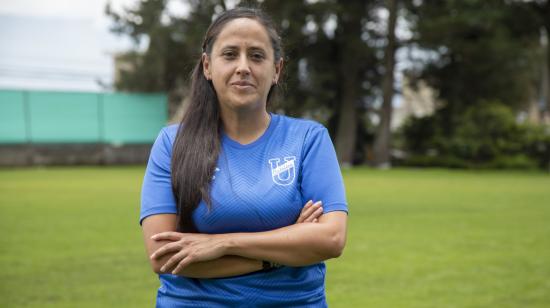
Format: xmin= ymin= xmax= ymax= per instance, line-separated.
xmin=0 ymin=0 xmax=148 ymax=92
xmin=0 ymin=0 xmax=408 ymax=104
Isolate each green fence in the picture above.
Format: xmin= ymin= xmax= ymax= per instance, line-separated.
xmin=0 ymin=90 xmax=167 ymax=144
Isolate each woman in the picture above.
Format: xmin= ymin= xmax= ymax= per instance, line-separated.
xmin=140 ymin=7 xmax=348 ymax=307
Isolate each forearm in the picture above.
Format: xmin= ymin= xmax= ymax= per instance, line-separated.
xmin=222 ymin=212 xmax=347 ymax=267
xmin=152 ymin=241 xmax=262 ymax=278
xmin=177 ymin=256 xmax=262 ymax=278
xmin=158 ymin=255 xmax=262 ymax=279
xmin=146 ymin=209 xmax=343 ymax=274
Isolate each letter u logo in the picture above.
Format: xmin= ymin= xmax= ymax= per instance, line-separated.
xmin=268 ymin=156 xmax=296 ymax=186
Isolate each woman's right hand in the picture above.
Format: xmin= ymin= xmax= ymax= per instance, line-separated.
xmin=295 ymin=200 xmax=323 ymax=224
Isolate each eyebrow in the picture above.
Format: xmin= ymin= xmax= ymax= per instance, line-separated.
xmin=220 ymin=45 xmax=267 ymax=52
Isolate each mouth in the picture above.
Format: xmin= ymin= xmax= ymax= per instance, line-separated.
xmin=230 ymin=80 xmax=255 ymax=89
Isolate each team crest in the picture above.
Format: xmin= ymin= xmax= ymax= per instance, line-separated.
xmin=268 ymin=156 xmax=296 ymax=186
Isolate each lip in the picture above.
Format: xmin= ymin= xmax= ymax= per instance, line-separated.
xmin=230 ymin=80 xmax=255 ymax=88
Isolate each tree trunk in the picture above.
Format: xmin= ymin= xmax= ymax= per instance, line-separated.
xmin=372 ymin=0 xmax=398 ymax=168
xmin=545 ymin=13 xmax=550 ymax=123
xmin=334 ymin=2 xmax=363 ymax=167
xmin=335 ymin=81 xmax=358 ymax=167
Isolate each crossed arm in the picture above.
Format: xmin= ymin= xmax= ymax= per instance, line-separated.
xmin=142 ymin=201 xmax=347 ymax=279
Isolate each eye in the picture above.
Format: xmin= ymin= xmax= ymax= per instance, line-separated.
xmin=250 ymin=52 xmax=265 ymax=62
xmin=222 ymin=51 xmax=237 ymax=59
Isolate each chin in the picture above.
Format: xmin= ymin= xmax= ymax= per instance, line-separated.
xmin=226 ymin=96 xmax=263 ymax=110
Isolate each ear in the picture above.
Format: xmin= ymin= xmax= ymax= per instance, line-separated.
xmin=273 ymin=57 xmax=284 ymax=85
xmin=202 ymin=53 xmax=211 ymax=80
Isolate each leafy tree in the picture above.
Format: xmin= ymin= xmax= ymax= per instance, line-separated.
xmin=402 ymin=101 xmax=549 ymax=169
xmin=106 ymin=0 xmax=225 ymax=115
xmin=399 ymin=0 xmax=550 ymax=169
xmin=405 ymin=0 xmax=540 ymax=134
xmin=262 ymin=0 xmax=386 ymax=166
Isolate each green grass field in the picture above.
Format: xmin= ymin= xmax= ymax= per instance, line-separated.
xmin=1 ymin=167 xmax=549 ymax=307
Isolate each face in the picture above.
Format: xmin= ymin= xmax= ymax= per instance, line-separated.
xmin=202 ymin=18 xmax=283 ymax=112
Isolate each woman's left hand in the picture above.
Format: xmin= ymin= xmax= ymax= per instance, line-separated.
xmin=150 ymin=232 xmax=228 ymax=274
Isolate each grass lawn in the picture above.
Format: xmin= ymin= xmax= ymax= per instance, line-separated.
xmin=0 ymin=167 xmax=549 ymax=307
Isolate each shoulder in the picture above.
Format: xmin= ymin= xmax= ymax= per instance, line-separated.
xmin=149 ymin=124 xmax=179 ymax=160
xmin=157 ymin=123 xmax=180 ymax=145
xmin=274 ymin=114 xmax=327 ymax=136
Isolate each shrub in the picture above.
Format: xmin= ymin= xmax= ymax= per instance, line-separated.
xmin=399 ymin=101 xmax=549 ymax=170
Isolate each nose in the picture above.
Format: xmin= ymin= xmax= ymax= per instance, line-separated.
xmin=235 ymin=54 xmax=251 ymax=76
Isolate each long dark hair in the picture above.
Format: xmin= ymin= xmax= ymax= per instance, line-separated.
xmin=171 ymin=7 xmax=284 ymax=232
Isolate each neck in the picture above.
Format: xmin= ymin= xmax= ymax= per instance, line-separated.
xmin=220 ymin=106 xmax=271 ymax=145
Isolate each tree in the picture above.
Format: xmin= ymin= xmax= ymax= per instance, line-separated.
xmin=399 ymin=0 xmax=550 ymax=168
xmin=404 ymin=0 xmax=542 ymax=136
xmin=263 ymin=0 xmax=382 ymax=166
xmin=106 ymin=0 xmax=225 ymax=116
xmin=372 ymin=0 xmax=398 ymax=168
xmin=523 ymin=0 xmax=550 ymax=123
xmin=332 ymin=1 xmax=367 ymax=166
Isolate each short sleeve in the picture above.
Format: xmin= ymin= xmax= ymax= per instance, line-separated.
xmin=140 ymin=128 xmax=178 ymax=225
xmin=300 ymin=126 xmax=348 ymax=214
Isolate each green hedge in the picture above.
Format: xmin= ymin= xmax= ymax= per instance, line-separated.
xmin=400 ymin=102 xmax=550 ymax=170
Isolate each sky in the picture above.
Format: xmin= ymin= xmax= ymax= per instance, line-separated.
xmin=0 ymin=0 xmax=146 ymax=92
xmin=0 ymin=0 xmax=408 ymax=107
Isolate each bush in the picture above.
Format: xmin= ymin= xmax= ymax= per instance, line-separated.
xmin=523 ymin=124 xmax=550 ymax=170
xmin=400 ymin=154 xmax=468 ymax=169
xmin=448 ymin=102 xmax=525 ymax=162
xmin=485 ymin=154 xmax=538 ymax=169
xmin=399 ymin=101 xmax=549 ymax=170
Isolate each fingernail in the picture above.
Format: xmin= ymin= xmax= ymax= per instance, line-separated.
xmin=160 ymin=267 xmax=165 ymax=272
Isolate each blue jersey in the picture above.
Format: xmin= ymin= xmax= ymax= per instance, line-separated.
xmin=140 ymin=113 xmax=348 ymax=307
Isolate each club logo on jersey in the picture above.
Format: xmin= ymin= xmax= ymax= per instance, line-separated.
xmin=268 ymin=156 xmax=296 ymax=186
